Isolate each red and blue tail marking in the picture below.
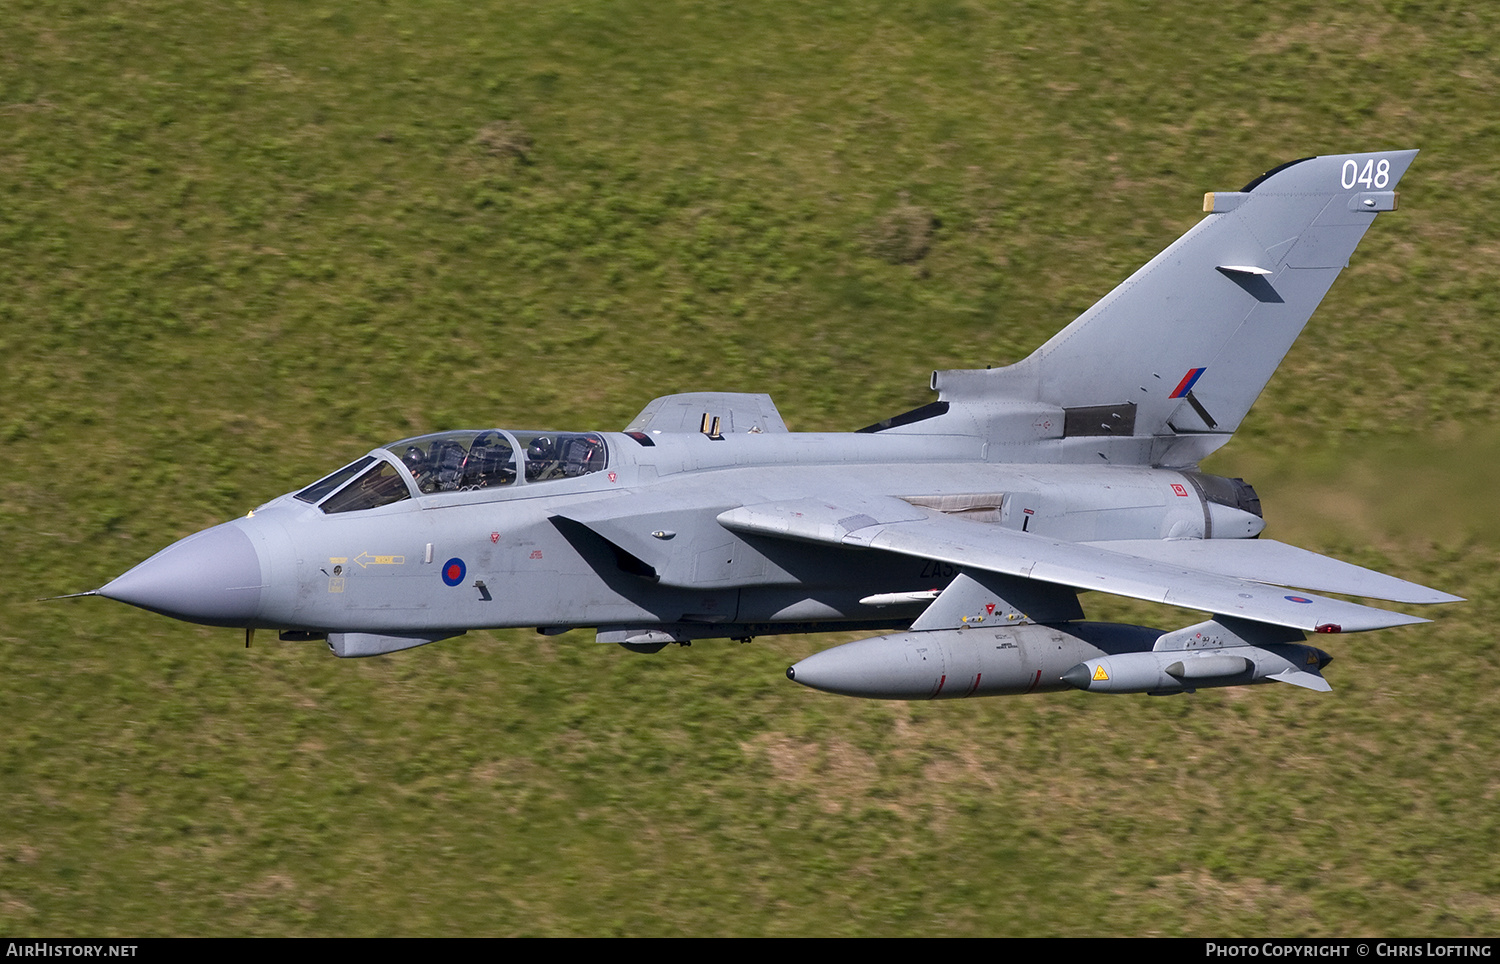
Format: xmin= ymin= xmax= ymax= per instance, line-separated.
xmin=1169 ymin=367 xmax=1207 ymax=399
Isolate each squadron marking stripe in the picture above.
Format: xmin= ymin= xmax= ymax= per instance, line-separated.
xmin=1169 ymin=367 xmax=1207 ymax=399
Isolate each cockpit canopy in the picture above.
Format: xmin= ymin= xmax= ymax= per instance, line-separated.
xmin=293 ymin=430 xmax=608 ymax=513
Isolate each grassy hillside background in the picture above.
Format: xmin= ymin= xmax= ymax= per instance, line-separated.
xmin=2 ymin=0 xmax=1498 ymax=936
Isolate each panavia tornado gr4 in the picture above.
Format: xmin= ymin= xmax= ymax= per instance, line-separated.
xmin=94 ymin=149 xmax=1460 ymax=699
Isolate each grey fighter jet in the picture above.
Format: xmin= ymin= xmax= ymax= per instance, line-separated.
xmin=95 ymin=149 xmax=1460 ymax=699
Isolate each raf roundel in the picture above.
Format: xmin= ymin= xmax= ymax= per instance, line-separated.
xmin=441 ymin=558 xmax=467 ymax=587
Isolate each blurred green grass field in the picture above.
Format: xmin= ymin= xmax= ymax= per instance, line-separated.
xmin=2 ymin=0 xmax=1497 ymax=936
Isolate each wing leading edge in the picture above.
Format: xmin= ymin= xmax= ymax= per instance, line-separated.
xmin=718 ymin=495 xmax=1450 ymax=634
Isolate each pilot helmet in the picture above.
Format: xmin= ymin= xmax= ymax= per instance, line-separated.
xmin=402 ymin=445 xmax=428 ymax=475
xmin=527 ymin=436 xmax=555 ymax=461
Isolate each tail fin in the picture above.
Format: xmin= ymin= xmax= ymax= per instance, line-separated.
xmin=921 ymin=150 xmax=1416 ymax=464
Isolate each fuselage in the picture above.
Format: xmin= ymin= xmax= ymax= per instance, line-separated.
xmin=100 ymin=426 xmax=1264 ymax=643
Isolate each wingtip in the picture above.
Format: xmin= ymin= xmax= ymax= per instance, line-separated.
xmin=1390 ymin=587 xmax=1465 ymax=606
xmin=1324 ymin=611 xmax=1431 ymax=633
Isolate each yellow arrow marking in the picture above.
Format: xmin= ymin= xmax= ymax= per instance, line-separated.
xmin=355 ymin=552 xmax=406 ymax=569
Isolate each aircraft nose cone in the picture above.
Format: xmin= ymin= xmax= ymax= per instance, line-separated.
xmin=99 ymin=522 xmax=265 ymax=626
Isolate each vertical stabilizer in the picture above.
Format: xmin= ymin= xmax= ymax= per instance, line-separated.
xmin=912 ymin=150 xmax=1417 ymax=464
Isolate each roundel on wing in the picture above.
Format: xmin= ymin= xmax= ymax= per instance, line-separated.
xmin=442 ymin=557 xmax=467 ymax=587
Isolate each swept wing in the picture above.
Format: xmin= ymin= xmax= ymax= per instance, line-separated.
xmin=718 ymin=494 xmax=1446 ymax=634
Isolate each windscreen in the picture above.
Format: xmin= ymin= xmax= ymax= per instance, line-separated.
xmin=294 ymin=456 xmax=376 ymax=504
xmin=320 ymin=460 xmax=412 ymax=514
